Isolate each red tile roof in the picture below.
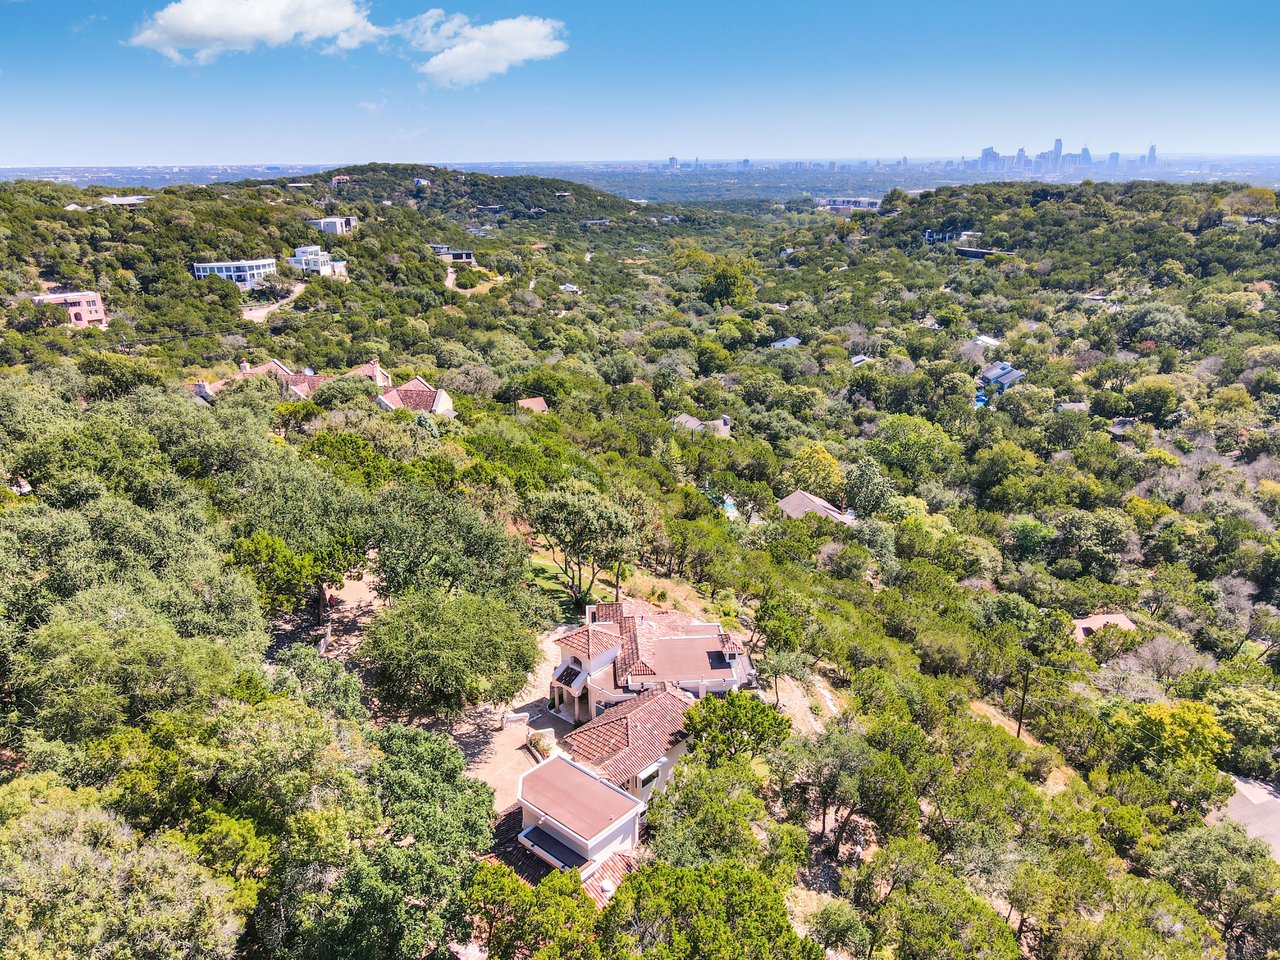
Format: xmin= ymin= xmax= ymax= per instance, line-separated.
xmin=556 ymin=623 xmax=624 ymax=661
xmin=380 ymin=376 xmax=443 ymax=412
xmin=583 ymin=850 xmax=640 ymax=907
xmin=346 ymin=358 xmax=393 ymax=387
xmin=562 ymin=689 xmax=691 ymax=785
xmin=283 ymin=373 xmax=334 ymax=398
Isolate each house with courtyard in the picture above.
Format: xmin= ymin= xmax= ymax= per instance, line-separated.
xmin=549 ymin=602 xmax=752 ymax=725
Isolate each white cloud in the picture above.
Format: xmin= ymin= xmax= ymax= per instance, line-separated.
xmin=357 ymin=99 xmax=386 ymax=114
xmin=404 ymin=12 xmax=567 ymax=88
xmin=129 ymin=1 xmax=568 ymax=85
xmin=130 ymin=0 xmax=380 ymax=64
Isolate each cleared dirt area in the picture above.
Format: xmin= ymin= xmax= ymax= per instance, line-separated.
xmin=241 ymin=282 xmax=303 ymax=323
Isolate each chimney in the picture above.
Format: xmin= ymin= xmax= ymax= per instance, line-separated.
xmin=239 ymin=357 xmax=250 ymax=373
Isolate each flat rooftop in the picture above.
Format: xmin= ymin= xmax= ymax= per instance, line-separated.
xmin=520 ymin=756 xmax=643 ymax=840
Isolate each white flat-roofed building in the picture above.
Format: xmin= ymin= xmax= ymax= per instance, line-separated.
xmin=286 ymin=245 xmax=347 ymax=277
xmin=818 ymin=196 xmax=881 ymax=214
xmin=516 ymin=756 xmax=646 ymax=879
xmin=307 ymin=216 xmax=358 ymax=235
xmin=100 ymin=194 xmax=152 ymax=209
xmin=193 ymin=258 xmax=278 ymax=290
xmin=32 ymin=291 xmax=108 ymax=330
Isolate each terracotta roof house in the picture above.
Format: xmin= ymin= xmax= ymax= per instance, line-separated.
xmin=345 ymin=357 xmax=395 ymax=389
xmin=1072 ymin=613 xmax=1137 ymax=643
xmin=517 ymin=396 xmax=550 ymax=414
xmin=561 ymin=688 xmax=693 ymax=800
xmin=192 ymin=358 xmax=319 ymax=402
xmin=671 ymin=413 xmax=731 ymax=438
xmin=191 ymin=357 xmax=455 ymax=418
xmin=550 ymin=601 xmax=752 ymax=726
xmin=515 ymin=756 xmax=645 ymax=881
xmin=776 ymin=489 xmax=856 ymax=527
xmin=376 ymin=376 xmax=456 ymax=418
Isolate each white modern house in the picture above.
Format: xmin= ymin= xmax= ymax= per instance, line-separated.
xmin=286 ymin=245 xmax=347 ymax=277
xmin=307 ymin=216 xmax=358 ymax=235
xmin=429 ymin=244 xmax=476 ymax=266
xmin=192 ymin=259 xmax=278 ymax=290
xmin=100 ymin=194 xmax=151 ymax=209
xmin=516 ymin=756 xmax=646 ymax=878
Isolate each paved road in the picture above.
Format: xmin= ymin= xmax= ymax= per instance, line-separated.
xmin=1215 ymin=776 xmax=1280 ymax=862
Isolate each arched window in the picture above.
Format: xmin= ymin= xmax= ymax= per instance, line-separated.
xmin=73 ymin=312 xmax=83 ymax=323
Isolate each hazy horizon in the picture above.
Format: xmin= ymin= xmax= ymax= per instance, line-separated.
xmin=2 ymin=0 xmax=1279 ymax=166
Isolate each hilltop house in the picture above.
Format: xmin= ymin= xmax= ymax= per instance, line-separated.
xmin=375 ymin=375 xmax=456 ymax=418
xmin=192 ymin=258 xmax=278 ymax=291
xmin=771 ymin=336 xmax=801 ymax=349
xmin=549 ymin=602 xmax=752 ymax=725
xmin=286 ymin=245 xmax=347 ymax=278
xmin=430 ymin=244 xmax=476 ymax=266
xmin=561 ymin=688 xmax=693 ymax=801
xmin=818 ymin=197 xmax=881 ymax=214
xmin=776 ymin=489 xmax=856 ymax=527
xmin=671 ymin=413 xmax=731 ymax=438
xmin=850 ymin=354 xmax=876 ymax=368
xmin=307 ymin=216 xmax=358 ymax=235
xmin=979 ymin=361 xmax=1026 ymax=394
xmin=32 ymin=291 xmax=108 ymax=330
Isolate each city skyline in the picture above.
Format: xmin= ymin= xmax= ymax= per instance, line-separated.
xmin=2 ymin=1 xmax=1279 ymax=165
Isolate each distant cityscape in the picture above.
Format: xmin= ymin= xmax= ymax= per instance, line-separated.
xmin=3 ymin=145 xmax=1279 ymax=204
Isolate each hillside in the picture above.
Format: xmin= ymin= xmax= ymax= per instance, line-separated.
xmin=1 ymin=169 xmax=1279 ymax=960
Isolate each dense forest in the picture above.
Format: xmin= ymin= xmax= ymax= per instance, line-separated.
xmin=1 ymin=165 xmax=1279 ymax=959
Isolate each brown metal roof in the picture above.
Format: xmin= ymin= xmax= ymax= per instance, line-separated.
xmin=520 ymin=756 xmax=643 ymax=841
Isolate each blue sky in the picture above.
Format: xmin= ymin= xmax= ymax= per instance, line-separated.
xmin=2 ymin=0 xmax=1278 ymax=165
